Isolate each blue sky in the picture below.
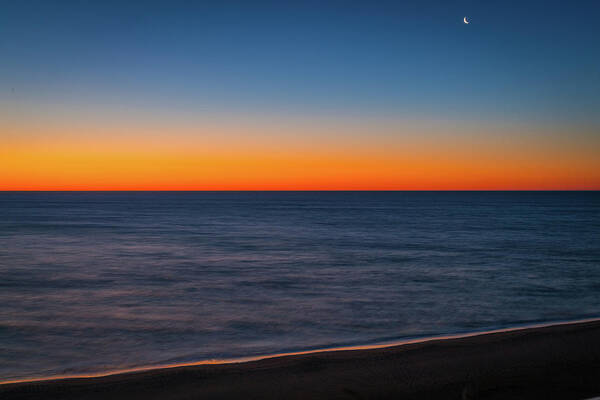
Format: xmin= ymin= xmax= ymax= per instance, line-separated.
xmin=1 ymin=0 xmax=599 ymax=124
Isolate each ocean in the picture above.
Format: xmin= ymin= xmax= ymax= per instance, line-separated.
xmin=1 ymin=191 xmax=599 ymax=382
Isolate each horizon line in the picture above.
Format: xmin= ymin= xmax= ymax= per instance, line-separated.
xmin=0 ymin=189 xmax=600 ymax=193
xmin=1 ymin=189 xmax=599 ymax=193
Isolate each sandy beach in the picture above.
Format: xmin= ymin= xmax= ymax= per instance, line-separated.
xmin=2 ymin=319 xmax=600 ymax=399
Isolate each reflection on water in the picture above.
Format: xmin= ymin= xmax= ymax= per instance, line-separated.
xmin=1 ymin=191 xmax=599 ymax=381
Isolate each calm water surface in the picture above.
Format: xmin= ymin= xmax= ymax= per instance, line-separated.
xmin=1 ymin=191 xmax=599 ymax=381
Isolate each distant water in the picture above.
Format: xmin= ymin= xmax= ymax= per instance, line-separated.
xmin=1 ymin=191 xmax=599 ymax=381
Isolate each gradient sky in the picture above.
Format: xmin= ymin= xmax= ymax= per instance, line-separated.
xmin=1 ymin=0 xmax=599 ymax=190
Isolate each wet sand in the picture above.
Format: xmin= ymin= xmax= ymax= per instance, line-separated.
xmin=2 ymin=319 xmax=600 ymax=399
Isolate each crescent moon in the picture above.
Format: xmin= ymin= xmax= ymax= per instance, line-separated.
xmin=464 ymin=17 xmax=469 ymax=24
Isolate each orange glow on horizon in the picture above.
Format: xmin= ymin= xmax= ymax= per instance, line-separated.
xmin=2 ymin=118 xmax=599 ymax=191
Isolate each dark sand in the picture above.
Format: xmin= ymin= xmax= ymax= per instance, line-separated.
xmin=2 ymin=320 xmax=600 ymax=399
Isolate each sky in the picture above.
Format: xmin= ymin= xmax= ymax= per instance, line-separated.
xmin=1 ymin=0 xmax=599 ymax=190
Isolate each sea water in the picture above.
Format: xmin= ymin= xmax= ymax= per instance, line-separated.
xmin=1 ymin=191 xmax=599 ymax=381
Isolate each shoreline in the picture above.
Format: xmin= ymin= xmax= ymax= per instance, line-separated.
xmin=2 ymin=318 xmax=600 ymax=399
xmin=2 ymin=316 xmax=600 ymax=386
